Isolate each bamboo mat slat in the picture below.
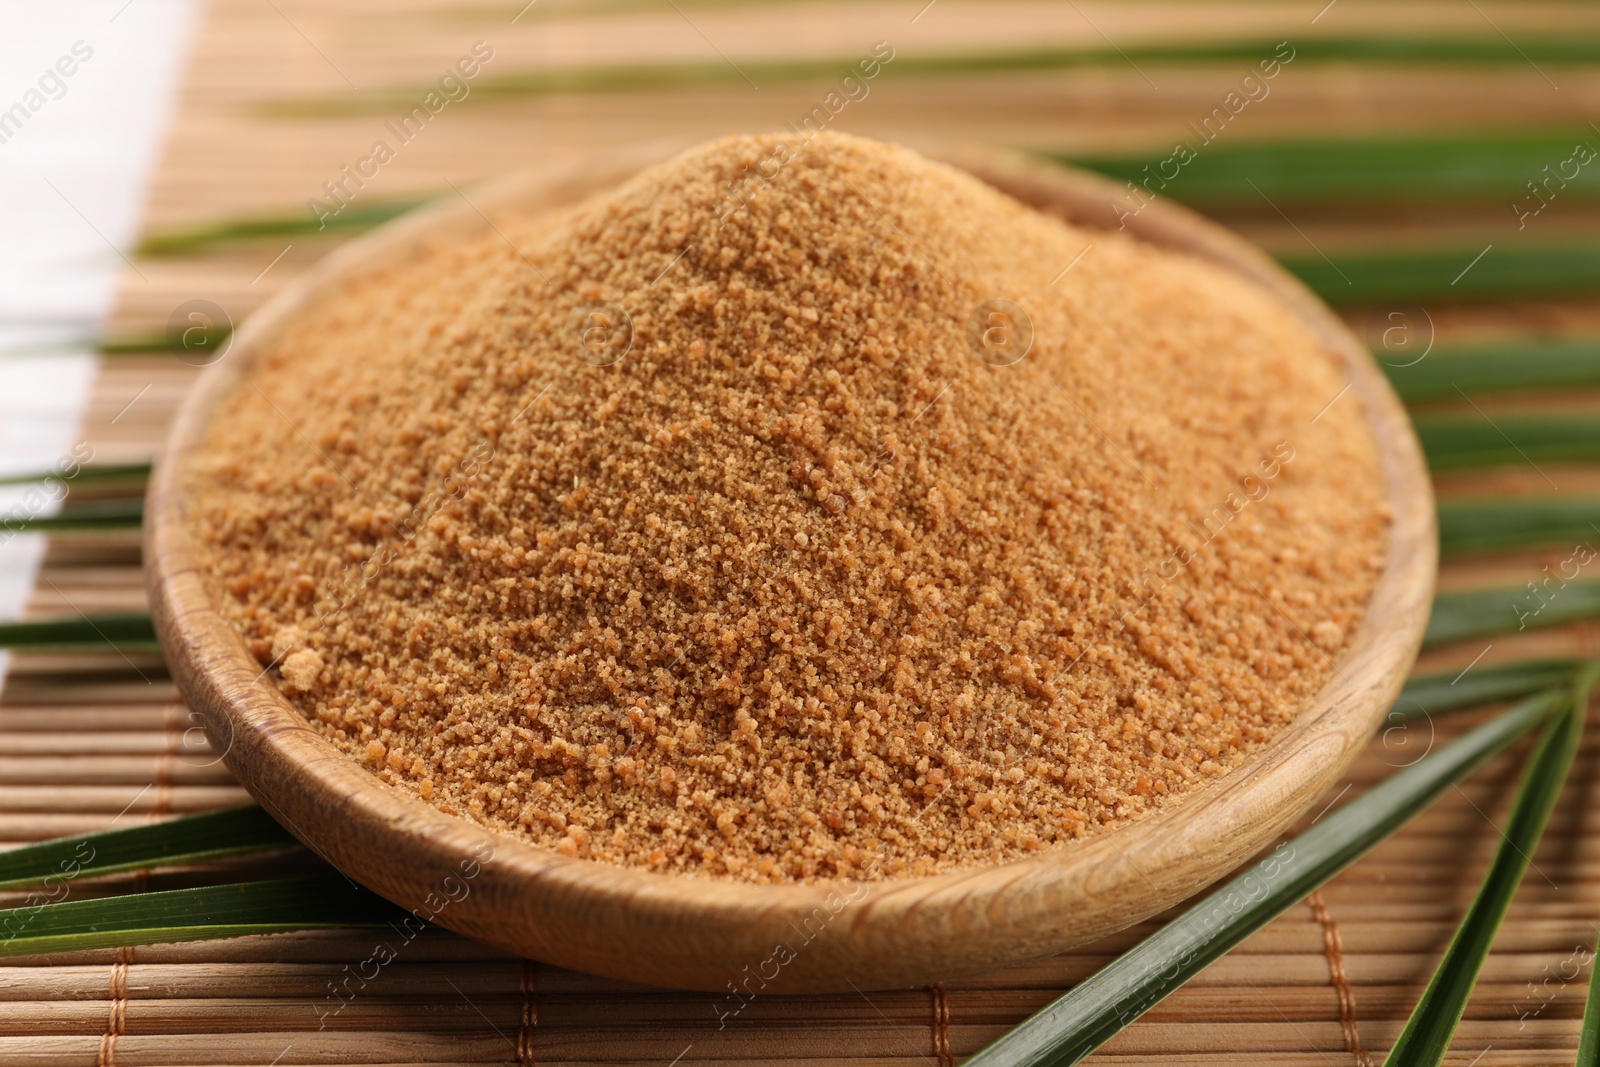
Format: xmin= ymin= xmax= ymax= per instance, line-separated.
xmin=11 ymin=0 xmax=1600 ymax=1064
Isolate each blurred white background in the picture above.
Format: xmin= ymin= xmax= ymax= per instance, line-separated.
xmin=0 ymin=2 xmax=195 ymax=678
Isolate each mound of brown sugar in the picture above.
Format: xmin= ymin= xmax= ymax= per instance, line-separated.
xmin=186 ymin=132 xmax=1386 ymax=882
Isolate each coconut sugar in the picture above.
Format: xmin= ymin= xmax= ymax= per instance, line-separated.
xmin=186 ymin=133 xmax=1386 ymax=882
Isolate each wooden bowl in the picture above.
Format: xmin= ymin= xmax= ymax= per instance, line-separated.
xmin=145 ymin=142 xmax=1435 ymax=993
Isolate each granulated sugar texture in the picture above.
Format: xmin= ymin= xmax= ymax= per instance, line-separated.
xmin=187 ymin=133 xmax=1387 ymax=882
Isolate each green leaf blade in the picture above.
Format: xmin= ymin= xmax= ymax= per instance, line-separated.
xmin=1414 ymin=413 xmax=1600 ymax=472
xmin=1286 ymin=245 xmax=1600 ymax=307
xmin=1425 ymin=583 xmax=1600 ymax=648
xmin=1393 ymin=659 xmax=1577 ymax=722
xmin=1382 ymin=668 xmax=1599 ymax=1065
xmin=964 ymin=690 xmax=1565 ymax=1067
xmin=268 ymin=37 xmax=1600 ymax=116
xmin=0 ymin=463 xmax=150 ymax=488
xmin=1439 ymin=498 xmax=1600 ymax=557
xmin=0 ymin=876 xmax=404 ymax=960
xmin=1578 ymin=926 xmax=1600 ymax=1066
xmin=0 ymin=613 xmax=160 ymax=653
xmin=1386 ymin=339 xmax=1600 ymax=403
xmin=136 ymin=198 xmax=430 ymax=256
xmin=1068 ymin=131 xmax=1600 ymax=208
xmin=0 ymin=497 xmax=144 ymax=533
xmin=0 ymin=806 xmax=298 ymax=891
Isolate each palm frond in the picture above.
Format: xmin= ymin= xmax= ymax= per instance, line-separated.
xmin=1393 ymin=659 xmax=1577 ymax=721
xmin=1069 ymin=131 xmax=1600 ymax=207
xmin=1287 ymin=245 xmax=1600 ymax=306
xmin=1425 ymin=582 xmax=1600 ymax=648
xmin=0 ymin=807 xmax=298 ymax=891
xmin=0 ymin=614 xmax=160 ymax=653
xmin=137 ymin=198 xmax=430 ymax=256
xmin=0 ymin=464 xmax=150 ymax=488
xmin=1579 ymin=927 xmax=1600 ymax=1066
xmin=1385 ymin=338 xmax=1600 ymax=402
xmin=264 ymin=37 xmax=1600 ymax=116
xmin=98 ymin=328 xmax=231 ymax=354
xmin=0 ymin=498 xmax=144 ymax=533
xmin=1439 ymin=497 xmax=1600 ymax=557
xmin=1382 ymin=665 xmax=1599 ymax=1064
xmin=0 ymin=876 xmax=402 ymax=960
xmin=1413 ymin=412 xmax=1600 ymax=471
xmin=963 ymin=689 xmax=1566 ymax=1066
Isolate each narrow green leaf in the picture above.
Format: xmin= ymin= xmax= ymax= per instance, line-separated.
xmin=1578 ymin=925 xmax=1600 ymax=1067
xmin=0 ymin=876 xmax=404 ymax=959
xmin=963 ymin=690 xmax=1564 ymax=1067
xmin=1413 ymin=413 xmax=1600 ymax=472
xmin=1198 ymin=35 xmax=1600 ymax=67
xmin=1382 ymin=666 xmax=1599 ymax=1065
xmin=0 ymin=498 xmax=143 ymax=533
xmin=1384 ymin=338 xmax=1600 ymax=403
xmin=99 ymin=328 xmax=231 ymax=354
xmin=0 ymin=464 xmax=150 ymax=488
xmin=1285 ymin=245 xmax=1600 ymax=307
xmin=1439 ymin=498 xmax=1600 ymax=557
xmin=1392 ymin=659 xmax=1578 ymax=722
xmin=266 ymin=37 xmax=1600 ymax=116
xmin=2 ymin=331 xmax=239 ymax=358
xmin=136 ymin=198 xmax=430 ymax=256
xmin=1425 ymin=582 xmax=1600 ymax=648
xmin=0 ymin=807 xmax=297 ymax=891
xmin=1068 ymin=131 xmax=1600 ymax=208
xmin=0 ymin=614 xmax=160 ymax=653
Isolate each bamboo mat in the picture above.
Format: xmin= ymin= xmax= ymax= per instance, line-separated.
xmin=10 ymin=0 xmax=1600 ymax=1063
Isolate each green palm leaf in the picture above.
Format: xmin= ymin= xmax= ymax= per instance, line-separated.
xmin=1439 ymin=498 xmax=1600 ymax=557
xmin=0 ymin=807 xmax=298 ymax=891
xmin=1382 ymin=665 xmax=1600 ymax=1064
xmin=0 ymin=497 xmax=144 ymax=533
xmin=137 ymin=198 xmax=430 ymax=256
xmin=100 ymin=328 xmax=231 ymax=355
xmin=1068 ymin=131 xmax=1600 ymax=207
xmin=1287 ymin=245 xmax=1600 ymax=306
xmin=1426 ymin=582 xmax=1600 ymax=647
xmin=0 ymin=463 xmax=150 ymax=487
xmin=266 ymin=37 xmax=1600 ymax=116
xmin=0 ymin=876 xmax=402 ymax=960
xmin=1393 ymin=659 xmax=1577 ymax=721
xmin=1384 ymin=338 xmax=1600 ymax=402
xmin=1413 ymin=412 xmax=1600 ymax=471
xmin=963 ymin=688 xmax=1566 ymax=1066
xmin=1579 ymin=927 xmax=1600 ymax=1066
xmin=0 ymin=614 xmax=160 ymax=653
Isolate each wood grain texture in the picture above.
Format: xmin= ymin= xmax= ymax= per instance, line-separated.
xmin=142 ymin=143 xmax=1435 ymax=993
